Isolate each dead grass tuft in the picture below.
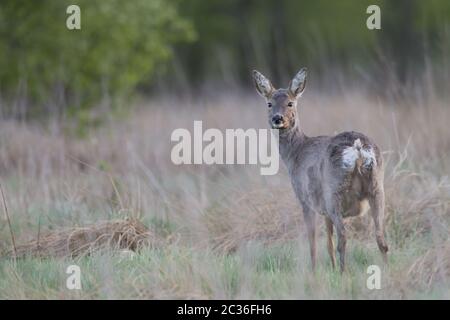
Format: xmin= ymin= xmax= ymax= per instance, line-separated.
xmin=205 ymin=187 xmax=302 ymax=253
xmin=4 ymin=219 xmax=161 ymax=259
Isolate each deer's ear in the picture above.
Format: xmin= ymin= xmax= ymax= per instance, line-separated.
xmin=253 ymin=70 xmax=274 ymax=99
xmin=289 ymin=67 xmax=307 ymax=98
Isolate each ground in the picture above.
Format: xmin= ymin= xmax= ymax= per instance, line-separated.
xmin=0 ymin=90 xmax=449 ymax=299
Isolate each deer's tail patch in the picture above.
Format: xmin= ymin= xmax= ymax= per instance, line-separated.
xmin=342 ymin=138 xmax=377 ymax=173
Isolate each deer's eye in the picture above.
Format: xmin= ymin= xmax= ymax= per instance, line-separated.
xmin=287 ymin=102 xmax=293 ymax=107
xmin=267 ymin=102 xmax=272 ymax=108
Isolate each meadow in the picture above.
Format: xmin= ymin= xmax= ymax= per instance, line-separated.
xmin=0 ymin=85 xmax=449 ymax=299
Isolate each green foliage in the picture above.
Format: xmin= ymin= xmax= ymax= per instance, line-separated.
xmin=0 ymin=0 xmax=195 ymax=115
xmin=256 ymin=244 xmax=296 ymax=273
xmin=1 ymin=0 xmax=449 ymax=117
xmin=177 ymin=0 xmax=450 ymax=85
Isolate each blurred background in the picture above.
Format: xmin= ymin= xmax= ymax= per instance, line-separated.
xmin=0 ymin=0 xmax=449 ymax=122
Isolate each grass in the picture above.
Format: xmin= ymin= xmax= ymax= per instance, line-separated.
xmin=0 ymin=87 xmax=449 ymax=299
xmin=0 ymin=240 xmax=444 ymax=299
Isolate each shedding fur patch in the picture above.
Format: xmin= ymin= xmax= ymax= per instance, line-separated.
xmin=342 ymin=138 xmax=377 ymax=171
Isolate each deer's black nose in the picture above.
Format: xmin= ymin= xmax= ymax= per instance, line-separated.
xmin=272 ymin=114 xmax=284 ymax=124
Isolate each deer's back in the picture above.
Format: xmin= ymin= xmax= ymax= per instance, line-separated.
xmin=289 ymin=131 xmax=383 ymax=216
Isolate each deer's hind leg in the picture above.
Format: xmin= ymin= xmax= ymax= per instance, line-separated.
xmin=369 ymin=187 xmax=389 ymax=264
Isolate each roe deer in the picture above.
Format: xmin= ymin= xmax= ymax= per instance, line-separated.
xmin=252 ymin=68 xmax=388 ymax=272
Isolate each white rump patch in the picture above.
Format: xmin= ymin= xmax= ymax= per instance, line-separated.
xmin=342 ymin=138 xmax=377 ymax=171
xmin=360 ymin=146 xmax=377 ymax=168
xmin=342 ymin=142 xmax=360 ymax=170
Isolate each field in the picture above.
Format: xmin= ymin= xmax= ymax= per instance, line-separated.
xmin=0 ymin=87 xmax=449 ymax=299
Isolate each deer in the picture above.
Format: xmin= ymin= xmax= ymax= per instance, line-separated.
xmin=252 ymin=68 xmax=388 ymax=272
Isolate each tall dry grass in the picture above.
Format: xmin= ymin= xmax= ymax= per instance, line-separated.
xmin=0 ymin=84 xmax=449 ymax=298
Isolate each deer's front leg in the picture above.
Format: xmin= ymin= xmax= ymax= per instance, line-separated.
xmin=302 ymin=206 xmax=317 ymax=272
xmin=327 ymin=201 xmax=346 ymax=273
xmin=325 ymin=217 xmax=336 ymax=269
xmin=335 ymin=218 xmax=346 ymax=273
xmin=326 ymin=194 xmax=347 ymax=273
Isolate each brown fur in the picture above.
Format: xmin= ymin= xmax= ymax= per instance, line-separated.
xmin=253 ymin=68 xmax=388 ymax=272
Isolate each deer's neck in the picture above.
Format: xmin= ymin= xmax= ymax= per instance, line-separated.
xmin=278 ymin=122 xmax=306 ymax=171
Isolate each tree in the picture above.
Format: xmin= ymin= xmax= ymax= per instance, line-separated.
xmin=0 ymin=0 xmax=195 ymax=118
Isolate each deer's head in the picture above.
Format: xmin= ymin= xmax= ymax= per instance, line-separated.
xmin=252 ymin=68 xmax=307 ymax=131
